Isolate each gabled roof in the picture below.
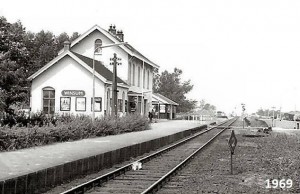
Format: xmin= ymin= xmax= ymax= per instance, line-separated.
xmin=152 ymin=93 xmax=179 ymax=106
xmin=59 ymin=25 xmax=159 ymax=69
xmin=28 ymin=50 xmax=128 ymax=87
xmin=71 ymin=52 xmax=126 ymax=84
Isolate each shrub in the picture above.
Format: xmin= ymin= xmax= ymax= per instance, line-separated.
xmin=0 ymin=113 xmax=149 ymax=151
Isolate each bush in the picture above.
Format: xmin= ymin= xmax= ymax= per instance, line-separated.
xmin=244 ymin=117 xmax=251 ymax=126
xmin=0 ymin=113 xmax=149 ymax=151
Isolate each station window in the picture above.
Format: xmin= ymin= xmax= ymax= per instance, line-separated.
xmin=42 ymin=87 xmax=55 ymax=115
xmin=118 ymin=99 xmax=122 ymax=112
xmin=143 ymin=68 xmax=146 ymax=88
xmin=94 ymin=39 xmax=102 ymax=54
xmin=128 ymin=63 xmax=131 ymax=85
xmin=138 ymin=66 xmax=141 ymax=87
xmin=128 ymin=96 xmax=137 ymax=113
xmin=147 ymin=70 xmax=150 ymax=89
xmin=76 ymin=97 xmax=86 ymax=111
xmin=91 ymin=97 xmax=102 ymax=112
xmin=132 ymin=64 xmax=136 ymax=86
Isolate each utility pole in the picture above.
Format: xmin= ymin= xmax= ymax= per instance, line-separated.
xmin=110 ymin=53 xmax=122 ymax=118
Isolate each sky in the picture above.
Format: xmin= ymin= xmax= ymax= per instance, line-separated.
xmin=1 ymin=0 xmax=300 ymax=114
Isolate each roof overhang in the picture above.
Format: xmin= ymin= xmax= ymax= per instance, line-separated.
xmin=128 ymin=91 xmax=143 ymax=96
xmin=105 ymin=81 xmax=130 ymax=89
xmin=152 ymin=93 xmax=179 ymax=106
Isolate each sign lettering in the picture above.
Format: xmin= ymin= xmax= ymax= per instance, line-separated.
xmin=61 ymin=90 xmax=85 ymax=96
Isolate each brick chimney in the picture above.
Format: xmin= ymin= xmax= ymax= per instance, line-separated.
xmin=116 ymin=30 xmax=124 ymax=42
xmin=63 ymin=40 xmax=71 ymax=51
xmin=108 ymin=24 xmax=113 ymax=34
xmin=108 ymin=24 xmax=117 ymax=36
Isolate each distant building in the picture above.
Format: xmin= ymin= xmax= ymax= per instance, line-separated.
xmin=282 ymin=111 xmax=300 ymax=121
xmin=192 ymin=109 xmax=215 ymax=121
xmin=28 ymin=25 xmax=159 ymax=117
xmin=152 ymin=93 xmax=179 ymax=119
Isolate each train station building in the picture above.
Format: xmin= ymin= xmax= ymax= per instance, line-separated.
xmin=28 ymin=25 xmax=161 ymax=117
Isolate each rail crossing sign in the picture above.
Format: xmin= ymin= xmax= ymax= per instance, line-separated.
xmin=228 ymin=130 xmax=237 ymax=154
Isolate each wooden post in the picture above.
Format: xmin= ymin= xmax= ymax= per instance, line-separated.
xmin=110 ymin=53 xmax=121 ymax=118
xmin=113 ymin=54 xmax=118 ymax=117
xmin=230 ymin=152 xmax=233 ymax=175
xmin=228 ymin=130 xmax=237 ymax=175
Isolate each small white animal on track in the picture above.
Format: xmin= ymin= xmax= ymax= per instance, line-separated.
xmin=132 ymin=161 xmax=142 ymax=170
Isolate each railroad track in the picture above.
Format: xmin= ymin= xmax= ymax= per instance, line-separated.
xmin=61 ymin=118 xmax=238 ymax=194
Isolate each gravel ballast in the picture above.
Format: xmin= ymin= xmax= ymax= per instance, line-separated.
xmin=158 ymin=122 xmax=300 ymax=194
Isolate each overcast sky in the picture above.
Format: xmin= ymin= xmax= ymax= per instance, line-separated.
xmin=1 ymin=0 xmax=300 ymax=114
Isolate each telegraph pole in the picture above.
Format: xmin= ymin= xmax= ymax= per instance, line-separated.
xmin=91 ymin=42 xmax=127 ymax=122
xmin=110 ymin=53 xmax=121 ymax=118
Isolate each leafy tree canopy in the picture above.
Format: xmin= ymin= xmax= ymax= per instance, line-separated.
xmin=153 ymin=68 xmax=197 ymax=113
xmin=0 ymin=17 xmax=29 ymax=113
xmin=0 ymin=15 xmax=80 ymax=114
xmin=198 ymin=99 xmax=216 ymax=112
xmin=256 ymin=108 xmax=280 ymax=118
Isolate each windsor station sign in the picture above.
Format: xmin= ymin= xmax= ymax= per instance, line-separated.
xmin=61 ymin=90 xmax=85 ymax=96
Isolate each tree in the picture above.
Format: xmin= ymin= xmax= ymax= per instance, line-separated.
xmin=24 ymin=30 xmax=80 ymax=76
xmin=0 ymin=16 xmax=81 ymax=114
xmin=153 ymin=68 xmax=197 ymax=112
xmin=70 ymin=32 xmax=80 ymax=42
xmin=256 ymin=108 xmax=280 ymax=119
xmin=203 ymin=103 xmax=216 ymax=111
xmin=0 ymin=17 xmax=30 ymax=113
xmin=55 ymin=32 xmax=69 ymax=51
xmin=197 ymin=99 xmax=216 ymax=113
xmin=26 ymin=30 xmax=57 ymax=74
xmin=199 ymin=99 xmax=206 ymax=110
xmin=256 ymin=108 xmax=265 ymax=116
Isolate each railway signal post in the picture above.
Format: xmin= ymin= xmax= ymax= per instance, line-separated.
xmin=241 ymin=103 xmax=246 ymax=128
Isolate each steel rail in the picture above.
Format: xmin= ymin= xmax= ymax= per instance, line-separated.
xmin=141 ymin=117 xmax=238 ymax=194
xmin=61 ymin=118 xmax=235 ymax=194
